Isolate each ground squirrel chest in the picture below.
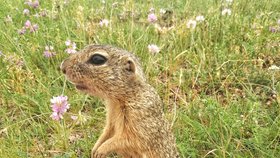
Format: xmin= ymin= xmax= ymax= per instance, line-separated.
xmin=61 ymin=44 xmax=179 ymax=158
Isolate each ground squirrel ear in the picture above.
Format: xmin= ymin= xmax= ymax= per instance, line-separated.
xmin=124 ymin=59 xmax=136 ymax=73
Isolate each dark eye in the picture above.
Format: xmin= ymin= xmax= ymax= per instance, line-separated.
xmin=88 ymin=54 xmax=107 ymax=65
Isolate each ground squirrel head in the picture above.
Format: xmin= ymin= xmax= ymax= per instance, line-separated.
xmin=61 ymin=44 xmax=146 ymax=100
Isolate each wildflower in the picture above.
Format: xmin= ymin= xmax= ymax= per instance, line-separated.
xmin=71 ymin=112 xmax=87 ymax=125
xmin=4 ymin=15 xmax=12 ymax=23
xmin=148 ymin=44 xmax=160 ymax=54
xmin=4 ymin=54 xmax=24 ymax=68
xmin=25 ymin=1 xmax=32 ymax=7
xmin=33 ymin=13 xmax=40 ymax=18
xmin=32 ymin=0 xmax=40 ymax=8
xmin=20 ymin=20 xmax=38 ymax=34
xmin=147 ymin=13 xmax=157 ymax=23
xmin=30 ymin=24 xmax=39 ymax=32
xmin=268 ymin=65 xmax=280 ymax=71
xmin=65 ymin=40 xmax=77 ymax=54
xmin=160 ymin=9 xmax=166 ymax=15
xmin=4 ymin=55 xmax=13 ymax=63
xmin=186 ymin=19 xmax=197 ymax=29
xmin=222 ymin=8 xmax=232 ymax=16
xmin=50 ymin=95 xmax=70 ymax=121
xmin=99 ymin=19 xmax=109 ymax=27
xmin=23 ymin=9 xmax=30 ymax=15
xmin=269 ymin=27 xmax=277 ymax=33
xmin=65 ymin=47 xmax=77 ymax=54
xmin=25 ymin=20 xmax=32 ymax=28
xmin=25 ymin=0 xmax=39 ymax=9
xmin=65 ymin=40 xmax=71 ymax=46
xmin=51 ymin=112 xmax=63 ymax=121
xmin=196 ymin=15 xmax=205 ymax=22
xmin=40 ymin=10 xmax=47 ymax=17
xmin=149 ymin=7 xmax=155 ymax=13
xmin=71 ymin=115 xmax=78 ymax=120
xmin=278 ymin=19 xmax=280 ymax=25
xmin=18 ymin=28 xmax=27 ymax=35
xmin=43 ymin=46 xmax=56 ymax=58
xmin=0 ymin=51 xmax=2 ymax=57
xmin=16 ymin=60 xmax=24 ymax=67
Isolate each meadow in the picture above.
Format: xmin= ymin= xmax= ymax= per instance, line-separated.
xmin=0 ymin=0 xmax=280 ymax=157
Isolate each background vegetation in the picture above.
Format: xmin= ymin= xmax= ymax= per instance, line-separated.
xmin=0 ymin=0 xmax=279 ymax=157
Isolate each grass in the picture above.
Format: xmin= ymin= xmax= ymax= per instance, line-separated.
xmin=0 ymin=0 xmax=279 ymax=157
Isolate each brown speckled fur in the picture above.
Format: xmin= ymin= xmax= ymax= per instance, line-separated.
xmin=61 ymin=45 xmax=179 ymax=158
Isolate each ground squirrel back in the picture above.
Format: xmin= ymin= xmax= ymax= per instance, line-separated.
xmin=61 ymin=44 xmax=179 ymax=158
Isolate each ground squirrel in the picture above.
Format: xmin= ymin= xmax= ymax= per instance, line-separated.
xmin=61 ymin=44 xmax=179 ymax=158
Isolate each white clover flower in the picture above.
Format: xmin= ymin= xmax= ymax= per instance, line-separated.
xmin=65 ymin=40 xmax=71 ymax=46
xmin=160 ymin=8 xmax=166 ymax=15
xmin=44 ymin=45 xmax=56 ymax=58
xmin=99 ymin=19 xmax=109 ymax=27
xmin=222 ymin=8 xmax=232 ymax=16
xmin=186 ymin=20 xmax=197 ymax=29
xmin=268 ymin=65 xmax=280 ymax=71
xmin=196 ymin=15 xmax=205 ymax=22
xmin=65 ymin=40 xmax=77 ymax=54
xmin=149 ymin=7 xmax=155 ymax=13
xmin=148 ymin=44 xmax=160 ymax=54
xmin=23 ymin=9 xmax=30 ymax=15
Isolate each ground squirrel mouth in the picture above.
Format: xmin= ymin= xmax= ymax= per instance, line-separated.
xmin=75 ymin=84 xmax=88 ymax=90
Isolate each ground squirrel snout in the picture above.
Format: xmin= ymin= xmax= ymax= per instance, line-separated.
xmin=61 ymin=44 xmax=179 ymax=158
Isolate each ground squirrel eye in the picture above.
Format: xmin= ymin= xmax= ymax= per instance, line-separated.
xmin=88 ymin=54 xmax=107 ymax=65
